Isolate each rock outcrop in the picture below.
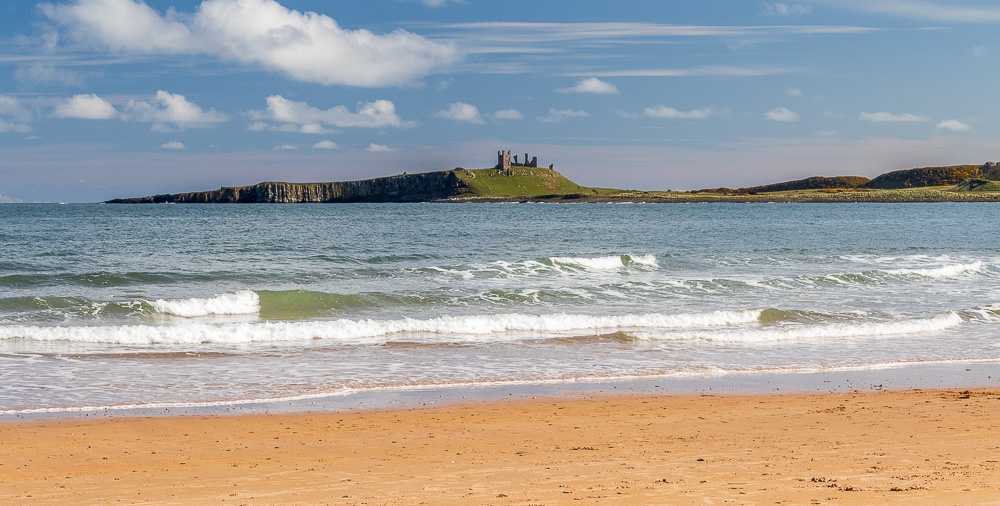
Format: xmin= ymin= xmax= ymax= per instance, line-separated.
xmin=106 ymin=171 xmax=467 ymax=204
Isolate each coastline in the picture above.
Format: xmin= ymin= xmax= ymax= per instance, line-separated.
xmin=4 ymin=382 xmax=999 ymax=504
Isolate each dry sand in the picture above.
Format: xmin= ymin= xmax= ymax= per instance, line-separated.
xmin=2 ymin=388 xmax=1000 ymax=504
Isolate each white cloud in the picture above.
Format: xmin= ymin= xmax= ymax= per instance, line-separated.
xmin=0 ymin=193 xmax=24 ymax=204
xmin=763 ymin=3 xmax=812 ymax=16
xmin=644 ymin=106 xmax=716 ymax=119
xmin=250 ymin=95 xmax=414 ymax=131
xmin=787 ymin=87 xmax=803 ymax=97
xmin=859 ymin=111 xmax=929 ymax=122
xmin=0 ymin=120 xmax=31 ymax=133
xmin=161 ymin=141 xmax=186 ymax=149
xmin=937 ymin=119 xmax=971 ymax=132
xmin=367 ymin=143 xmax=396 ymax=152
xmin=436 ymin=102 xmax=484 ymax=124
xmin=43 ymin=0 xmax=458 ymax=87
xmin=53 ymin=93 xmax=119 ymax=119
xmin=557 ymin=77 xmax=620 ymax=95
xmin=765 ymin=106 xmax=800 ymax=122
xmin=274 ymin=144 xmax=298 ymax=150
xmin=124 ymin=90 xmax=227 ymax=130
xmin=537 ymin=108 xmax=589 ymax=123
xmin=312 ymin=140 xmax=338 ymax=149
xmin=493 ymin=109 xmax=523 ymax=120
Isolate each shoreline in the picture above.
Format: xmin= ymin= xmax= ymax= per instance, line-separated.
xmin=5 ymin=360 xmax=999 ymax=421
xmin=3 ymin=384 xmax=999 ymax=503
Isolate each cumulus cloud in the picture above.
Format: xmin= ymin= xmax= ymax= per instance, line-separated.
xmin=312 ymin=140 xmax=338 ymax=149
xmin=53 ymin=93 xmax=119 ymax=119
xmin=0 ymin=95 xmax=32 ymax=132
xmin=123 ymin=90 xmax=227 ymax=131
xmin=43 ymin=0 xmax=458 ymax=87
xmin=0 ymin=193 xmax=24 ymax=204
xmin=493 ymin=109 xmax=523 ymax=120
xmin=161 ymin=141 xmax=186 ymax=149
xmin=436 ymin=102 xmax=484 ymax=124
xmin=249 ymin=95 xmax=414 ymax=133
xmin=765 ymin=106 xmax=800 ymax=122
xmin=644 ymin=106 xmax=716 ymax=119
xmin=937 ymin=119 xmax=971 ymax=132
xmin=367 ymin=143 xmax=396 ymax=152
xmin=859 ymin=111 xmax=929 ymax=122
xmin=763 ymin=3 xmax=811 ymax=16
xmin=537 ymin=108 xmax=589 ymax=123
xmin=557 ymin=77 xmax=620 ymax=95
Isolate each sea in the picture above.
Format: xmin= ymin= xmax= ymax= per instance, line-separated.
xmin=1 ymin=202 xmax=999 ymax=416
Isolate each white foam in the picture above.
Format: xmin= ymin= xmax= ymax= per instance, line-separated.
xmin=881 ymin=261 xmax=984 ymax=279
xmin=550 ymin=254 xmax=658 ymax=271
xmin=150 ymin=290 xmax=260 ymax=317
xmin=634 ymin=312 xmax=962 ymax=343
xmin=0 ymin=309 xmax=763 ymax=345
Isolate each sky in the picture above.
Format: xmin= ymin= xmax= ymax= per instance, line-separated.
xmin=4 ymin=0 xmax=1000 ymax=202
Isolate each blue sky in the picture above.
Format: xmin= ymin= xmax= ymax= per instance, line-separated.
xmin=3 ymin=0 xmax=1000 ymax=202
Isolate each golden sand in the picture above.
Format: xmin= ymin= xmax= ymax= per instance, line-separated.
xmin=3 ymin=388 xmax=999 ymax=504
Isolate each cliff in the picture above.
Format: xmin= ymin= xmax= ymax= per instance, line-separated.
xmin=104 ymin=166 xmax=593 ymax=203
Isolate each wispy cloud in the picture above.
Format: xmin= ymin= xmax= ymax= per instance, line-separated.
xmin=765 ymin=106 xmax=800 ymax=122
xmin=493 ymin=109 xmax=523 ymax=120
xmin=367 ymin=143 xmax=396 ymax=152
xmin=829 ymin=0 xmax=1000 ymax=23
xmin=763 ymin=3 xmax=812 ymax=16
xmin=574 ymin=65 xmax=796 ymax=78
xmin=0 ymin=95 xmax=32 ymax=133
xmin=644 ymin=106 xmax=717 ymax=119
xmin=161 ymin=141 xmax=186 ymax=149
xmin=537 ymin=109 xmax=589 ymax=123
xmin=787 ymin=87 xmax=803 ymax=97
xmin=557 ymin=77 xmax=619 ymax=95
xmin=859 ymin=111 xmax=929 ymax=122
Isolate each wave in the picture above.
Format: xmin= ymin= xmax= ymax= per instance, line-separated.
xmin=633 ymin=312 xmax=962 ymax=343
xmin=881 ymin=261 xmax=984 ymax=279
xmin=150 ymin=290 xmax=260 ymax=317
xmin=0 ymin=309 xmax=764 ymax=345
xmin=549 ymin=254 xmax=659 ymax=271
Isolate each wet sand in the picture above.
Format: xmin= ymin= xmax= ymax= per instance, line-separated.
xmin=3 ymin=388 xmax=999 ymax=504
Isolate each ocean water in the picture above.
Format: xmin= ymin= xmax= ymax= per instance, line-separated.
xmin=1 ymin=202 xmax=999 ymax=414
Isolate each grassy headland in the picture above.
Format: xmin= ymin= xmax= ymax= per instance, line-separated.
xmin=105 ymin=162 xmax=1000 ymax=203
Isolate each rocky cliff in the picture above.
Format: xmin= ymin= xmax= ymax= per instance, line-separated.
xmin=105 ymin=171 xmax=468 ymax=204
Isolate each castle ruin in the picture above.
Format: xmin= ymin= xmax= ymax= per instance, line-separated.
xmin=496 ymin=150 xmax=548 ymax=176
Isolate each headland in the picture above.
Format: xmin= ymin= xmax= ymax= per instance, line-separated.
xmin=104 ymin=151 xmax=1000 ymax=203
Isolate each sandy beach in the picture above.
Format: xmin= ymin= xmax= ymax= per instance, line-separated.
xmin=2 ymin=388 xmax=999 ymax=504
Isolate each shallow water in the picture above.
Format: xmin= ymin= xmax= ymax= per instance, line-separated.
xmin=1 ymin=202 xmax=999 ymax=413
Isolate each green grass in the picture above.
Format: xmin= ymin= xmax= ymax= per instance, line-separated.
xmin=450 ymin=167 xmax=596 ymax=198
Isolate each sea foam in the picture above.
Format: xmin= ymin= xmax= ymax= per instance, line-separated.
xmin=634 ymin=312 xmax=962 ymax=343
xmin=149 ymin=290 xmax=260 ymax=317
xmin=0 ymin=309 xmax=763 ymax=345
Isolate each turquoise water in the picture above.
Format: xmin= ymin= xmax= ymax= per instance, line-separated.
xmin=1 ymin=203 xmax=999 ymax=413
